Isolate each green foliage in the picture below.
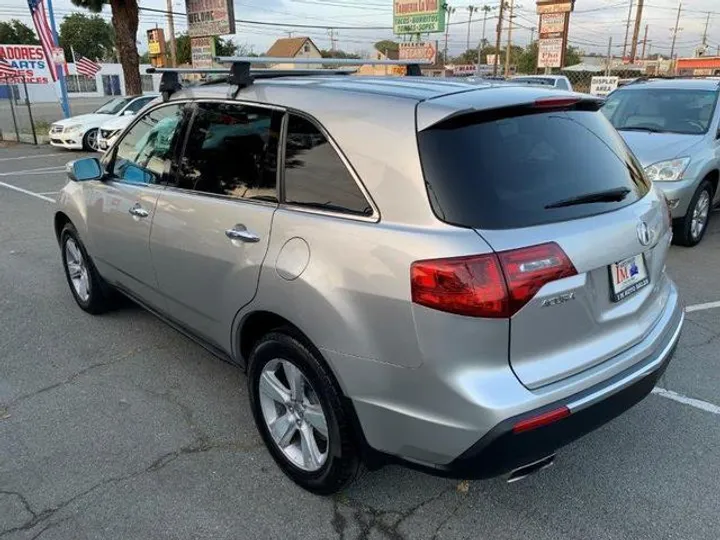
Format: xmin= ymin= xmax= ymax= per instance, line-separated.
xmin=0 ymin=19 xmax=39 ymax=45
xmin=374 ymin=40 xmax=399 ymax=53
xmin=320 ymin=49 xmax=361 ymax=59
xmin=59 ymin=13 xmax=115 ymax=62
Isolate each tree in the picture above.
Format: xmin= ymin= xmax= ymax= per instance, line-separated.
xmin=320 ymin=49 xmax=361 ymax=59
xmin=72 ymin=0 xmax=141 ymax=94
xmin=374 ymin=40 xmax=399 ymax=54
xmin=59 ymin=13 xmax=115 ymax=62
xmin=453 ymin=49 xmax=478 ymax=65
xmin=0 ymin=19 xmax=39 ymax=45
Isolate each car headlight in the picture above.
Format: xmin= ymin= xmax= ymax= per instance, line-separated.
xmin=644 ymin=157 xmax=691 ymax=182
xmin=63 ymin=124 xmax=82 ymax=133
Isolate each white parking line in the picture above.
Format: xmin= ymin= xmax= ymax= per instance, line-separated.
xmin=652 ymin=387 xmax=720 ymax=416
xmin=0 ymin=181 xmax=55 ymax=203
xmin=686 ymin=301 xmax=720 ymax=313
xmin=0 ymin=153 xmax=67 ymax=162
xmin=38 ymin=191 xmax=60 ymax=196
xmin=0 ymin=166 xmax=66 ymax=176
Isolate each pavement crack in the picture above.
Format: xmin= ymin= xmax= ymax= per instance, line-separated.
xmin=0 ymin=490 xmax=37 ymax=521
xmin=3 ymin=346 xmax=143 ymax=408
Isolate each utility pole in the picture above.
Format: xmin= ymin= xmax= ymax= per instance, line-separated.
xmin=493 ymin=1 xmax=504 ymax=76
xmin=641 ymin=24 xmax=649 ymax=59
xmin=530 ymin=26 xmax=536 ymax=43
xmin=466 ymin=6 xmax=478 ymax=52
xmin=477 ymin=5 xmax=494 ymax=72
xmin=629 ymin=0 xmax=644 ymax=63
xmin=702 ymin=12 xmax=710 ymax=46
xmin=444 ymin=3 xmax=456 ymax=65
xmin=328 ymin=28 xmax=337 ymax=52
xmin=669 ymin=1 xmax=682 ymax=61
xmin=166 ymin=0 xmax=177 ymax=67
xmin=504 ymin=0 xmax=514 ymax=77
xmin=622 ymin=0 xmax=634 ymax=60
xmin=606 ymin=36 xmax=612 ymax=76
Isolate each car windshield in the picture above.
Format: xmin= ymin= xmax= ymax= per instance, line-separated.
xmin=602 ymin=88 xmax=718 ymax=135
xmin=94 ymin=97 xmax=134 ymax=115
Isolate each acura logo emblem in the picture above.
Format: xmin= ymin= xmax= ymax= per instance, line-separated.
xmin=637 ymin=221 xmax=651 ymax=246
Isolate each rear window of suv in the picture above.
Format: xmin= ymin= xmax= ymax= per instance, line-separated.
xmin=418 ymin=108 xmax=650 ymax=230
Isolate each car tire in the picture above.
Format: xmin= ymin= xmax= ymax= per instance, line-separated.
xmin=673 ymin=180 xmax=713 ymax=247
xmin=82 ymin=128 xmax=99 ymax=151
xmin=247 ymin=329 xmax=361 ymax=495
xmin=60 ymin=223 xmax=115 ymax=314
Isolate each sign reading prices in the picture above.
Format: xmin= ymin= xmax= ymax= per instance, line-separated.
xmin=186 ymin=0 xmax=236 ymax=37
xmin=393 ymin=0 xmax=445 ymax=35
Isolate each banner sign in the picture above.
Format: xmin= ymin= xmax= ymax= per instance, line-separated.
xmin=0 ymin=44 xmax=55 ymax=83
xmin=191 ymin=37 xmax=216 ymax=69
xmin=538 ymin=38 xmax=563 ymax=68
xmin=590 ymin=76 xmax=619 ymax=96
xmin=393 ymin=0 xmax=445 ymax=35
xmin=186 ymin=0 xmax=236 ymax=37
xmin=399 ymin=41 xmax=438 ymax=64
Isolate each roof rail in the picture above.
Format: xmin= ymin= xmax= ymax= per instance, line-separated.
xmin=147 ymin=57 xmax=430 ymax=101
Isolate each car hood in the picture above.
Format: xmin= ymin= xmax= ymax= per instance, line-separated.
xmin=99 ymin=115 xmax=133 ymax=130
xmin=618 ymin=131 xmax=704 ymax=167
xmin=52 ymin=113 xmax=115 ymax=128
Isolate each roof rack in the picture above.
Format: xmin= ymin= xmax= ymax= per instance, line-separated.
xmin=147 ymin=56 xmax=431 ymax=100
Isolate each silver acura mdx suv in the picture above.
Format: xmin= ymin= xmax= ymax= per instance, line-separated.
xmin=54 ymin=72 xmax=684 ymax=494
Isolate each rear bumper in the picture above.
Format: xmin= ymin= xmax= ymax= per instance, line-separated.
xmin=441 ymin=313 xmax=681 ymax=478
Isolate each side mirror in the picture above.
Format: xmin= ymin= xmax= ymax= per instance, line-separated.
xmin=122 ymin=109 xmax=135 ymax=116
xmin=66 ymin=158 xmax=103 ymax=182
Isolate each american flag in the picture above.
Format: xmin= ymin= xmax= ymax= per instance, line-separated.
xmin=27 ymin=0 xmax=59 ymax=82
xmin=0 ymin=57 xmax=17 ymax=78
xmin=76 ymin=56 xmax=101 ymax=78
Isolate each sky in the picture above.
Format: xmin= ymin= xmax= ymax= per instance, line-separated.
xmin=0 ymin=0 xmax=718 ymax=60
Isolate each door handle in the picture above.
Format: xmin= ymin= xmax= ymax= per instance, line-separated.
xmin=225 ymin=224 xmax=260 ymax=243
xmin=128 ymin=204 xmax=149 ymax=218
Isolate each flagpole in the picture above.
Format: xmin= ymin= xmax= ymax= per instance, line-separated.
xmin=45 ymin=0 xmax=70 ymax=118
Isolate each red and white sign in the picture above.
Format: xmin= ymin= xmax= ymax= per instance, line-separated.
xmin=536 ymin=2 xmax=572 ymax=14
xmin=399 ymin=41 xmax=438 ymax=64
xmin=538 ymin=38 xmax=563 ymax=68
xmin=0 ymin=44 xmax=60 ymax=83
xmin=540 ymin=13 xmax=565 ymax=36
xmin=451 ymin=64 xmax=476 ymax=75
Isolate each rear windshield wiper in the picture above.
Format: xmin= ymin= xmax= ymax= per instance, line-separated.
xmin=544 ymin=187 xmax=631 ymax=209
xmin=617 ymin=126 xmax=665 ymax=133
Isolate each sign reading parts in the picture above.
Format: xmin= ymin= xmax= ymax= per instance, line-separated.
xmin=0 ymin=44 xmax=52 ymax=83
xmin=186 ymin=0 xmax=236 ymax=37
xmin=590 ymin=76 xmax=619 ymax=96
xmin=393 ymin=0 xmax=445 ymax=35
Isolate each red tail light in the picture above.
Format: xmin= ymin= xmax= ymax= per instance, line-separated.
xmin=512 ymin=406 xmax=570 ymax=434
xmin=411 ymin=243 xmax=576 ymax=318
xmin=533 ymin=97 xmax=581 ymax=109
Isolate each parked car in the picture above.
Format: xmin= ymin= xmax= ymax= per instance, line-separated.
xmin=54 ymin=74 xmax=683 ymax=494
xmin=97 ymin=114 xmax=134 ymax=152
xmin=602 ymin=78 xmax=720 ymax=246
xmin=511 ymin=75 xmax=573 ymax=91
xmin=49 ymin=94 xmax=159 ymax=151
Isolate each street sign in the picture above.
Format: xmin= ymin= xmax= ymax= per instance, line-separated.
xmin=191 ymin=36 xmax=215 ymax=69
xmin=540 ymin=13 xmax=565 ymax=36
xmin=393 ymin=0 xmax=445 ymax=35
xmin=186 ymin=0 xmax=236 ymax=37
xmin=590 ymin=76 xmax=619 ymax=96
xmin=538 ymin=38 xmax=563 ymax=68
xmin=399 ymin=41 xmax=438 ymax=64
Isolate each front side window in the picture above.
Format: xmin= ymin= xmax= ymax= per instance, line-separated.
xmin=602 ymin=88 xmax=719 ymax=135
xmin=123 ymin=96 xmax=157 ymax=115
xmin=95 ymin=97 xmax=134 ymax=115
xmin=283 ymin=114 xmax=373 ymax=217
xmin=174 ymin=102 xmax=280 ymax=202
xmin=110 ymin=103 xmax=186 ymax=185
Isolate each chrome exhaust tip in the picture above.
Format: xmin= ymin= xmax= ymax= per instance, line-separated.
xmin=507 ymin=454 xmax=555 ymax=483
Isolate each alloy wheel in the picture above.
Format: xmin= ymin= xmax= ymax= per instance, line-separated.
xmin=86 ymin=129 xmax=98 ymax=151
xmin=64 ymin=237 xmax=90 ymax=302
xmin=691 ymin=189 xmax=710 ymax=240
xmin=258 ymin=359 xmax=329 ymax=472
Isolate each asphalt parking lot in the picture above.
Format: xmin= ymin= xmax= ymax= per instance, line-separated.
xmin=1 ymin=143 xmax=719 ymax=540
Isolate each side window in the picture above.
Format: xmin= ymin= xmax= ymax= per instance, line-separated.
xmin=110 ymin=103 xmax=186 ymax=185
xmin=124 ymin=96 xmax=155 ymax=114
xmin=284 ymin=114 xmax=373 ymax=217
xmin=174 ymin=102 xmax=280 ymax=202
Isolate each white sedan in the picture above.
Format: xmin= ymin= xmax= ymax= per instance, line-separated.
xmin=49 ymin=94 xmax=158 ymax=151
xmin=97 ymin=114 xmax=134 ymax=152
